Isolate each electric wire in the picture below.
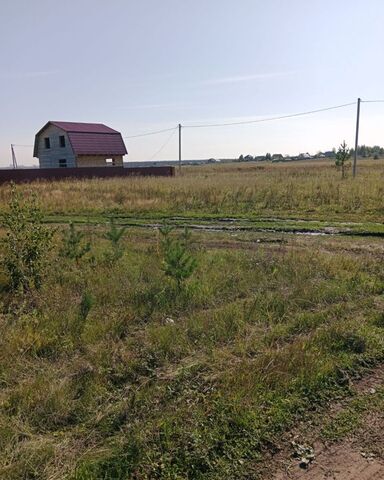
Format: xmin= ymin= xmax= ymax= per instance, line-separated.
xmin=149 ymin=128 xmax=178 ymax=160
xmin=123 ymin=127 xmax=177 ymax=139
xmin=11 ymin=99 xmax=384 ymax=160
xmin=183 ymin=102 xmax=356 ymax=128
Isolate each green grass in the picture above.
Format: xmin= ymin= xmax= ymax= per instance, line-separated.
xmin=1 ymin=224 xmax=384 ymax=479
xmin=321 ymin=386 xmax=384 ymax=442
xmin=0 ymin=159 xmax=384 ymax=223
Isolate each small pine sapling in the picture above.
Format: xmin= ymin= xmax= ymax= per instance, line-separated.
xmin=160 ymin=226 xmax=197 ymax=291
xmin=60 ymin=223 xmax=91 ymax=264
xmin=103 ymin=218 xmax=126 ymax=263
xmin=335 ymin=141 xmax=351 ymax=179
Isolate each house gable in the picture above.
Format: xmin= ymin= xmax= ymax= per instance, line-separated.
xmin=34 ymin=123 xmax=76 ymax=168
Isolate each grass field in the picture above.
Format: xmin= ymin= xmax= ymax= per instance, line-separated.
xmin=0 ymin=159 xmax=383 ymax=222
xmin=0 ymin=159 xmax=383 ymax=479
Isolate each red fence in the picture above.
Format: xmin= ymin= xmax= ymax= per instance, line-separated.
xmin=0 ymin=166 xmax=175 ymax=184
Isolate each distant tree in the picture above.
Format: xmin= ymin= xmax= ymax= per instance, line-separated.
xmin=265 ymin=153 xmax=272 ymax=161
xmin=238 ymin=154 xmax=244 ymax=162
xmin=335 ymin=141 xmax=351 ymax=179
xmin=360 ymin=145 xmax=367 ymax=158
xmin=372 ymin=145 xmax=381 ymax=158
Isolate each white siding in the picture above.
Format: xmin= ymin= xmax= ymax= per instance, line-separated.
xmin=36 ymin=125 xmax=76 ymax=168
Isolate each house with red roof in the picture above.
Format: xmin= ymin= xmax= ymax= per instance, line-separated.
xmin=33 ymin=121 xmax=128 ymax=168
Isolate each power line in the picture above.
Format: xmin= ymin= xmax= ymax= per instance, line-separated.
xmin=123 ymin=126 xmax=177 ymax=139
xmin=12 ymin=144 xmax=33 ymax=147
xmin=149 ymin=127 xmax=178 ymax=159
xmin=361 ymin=100 xmax=384 ymax=103
xmin=183 ymin=102 xmax=356 ymax=129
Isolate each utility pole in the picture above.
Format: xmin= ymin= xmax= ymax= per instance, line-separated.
xmin=11 ymin=144 xmax=17 ymax=169
xmin=353 ymin=98 xmax=361 ymax=178
xmin=178 ymin=123 xmax=182 ymax=171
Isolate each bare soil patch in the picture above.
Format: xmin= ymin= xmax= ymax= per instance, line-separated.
xmin=266 ymin=365 xmax=384 ymax=480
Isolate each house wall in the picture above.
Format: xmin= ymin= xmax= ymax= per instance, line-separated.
xmin=76 ymin=155 xmax=123 ymax=167
xmin=36 ymin=125 xmax=76 ymax=168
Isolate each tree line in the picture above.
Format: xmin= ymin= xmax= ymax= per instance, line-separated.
xmin=237 ymin=145 xmax=384 ymax=163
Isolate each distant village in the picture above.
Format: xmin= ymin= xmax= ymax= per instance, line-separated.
xmin=237 ymin=151 xmax=334 ymax=163
xmin=236 ymin=144 xmax=384 ymax=163
xmin=128 ymin=144 xmax=384 ymax=168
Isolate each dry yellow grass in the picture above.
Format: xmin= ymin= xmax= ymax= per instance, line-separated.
xmin=0 ymin=159 xmax=383 ymax=220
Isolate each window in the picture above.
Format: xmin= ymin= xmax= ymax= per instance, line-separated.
xmin=106 ymin=158 xmax=115 ymax=166
xmin=59 ymin=159 xmax=67 ymax=168
xmin=59 ymin=135 xmax=66 ymax=147
xmin=44 ymin=137 xmax=50 ymax=149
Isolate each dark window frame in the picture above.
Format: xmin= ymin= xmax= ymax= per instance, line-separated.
xmin=59 ymin=135 xmax=66 ymax=148
xmin=59 ymin=159 xmax=67 ymax=168
xmin=44 ymin=137 xmax=50 ymax=149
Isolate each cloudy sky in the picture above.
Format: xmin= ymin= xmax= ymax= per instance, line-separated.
xmin=0 ymin=0 xmax=383 ymax=166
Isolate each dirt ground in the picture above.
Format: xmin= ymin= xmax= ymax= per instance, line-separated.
xmin=267 ymin=367 xmax=384 ymax=480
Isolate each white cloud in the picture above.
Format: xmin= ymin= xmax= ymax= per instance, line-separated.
xmin=117 ymin=102 xmax=201 ymax=110
xmin=200 ymin=71 xmax=297 ymax=86
xmin=0 ymin=70 xmax=59 ymax=79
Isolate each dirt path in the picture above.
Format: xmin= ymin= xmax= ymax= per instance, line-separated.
xmin=274 ymin=440 xmax=384 ymax=480
xmin=266 ymin=366 xmax=384 ymax=480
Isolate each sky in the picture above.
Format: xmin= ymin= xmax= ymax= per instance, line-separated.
xmin=0 ymin=0 xmax=383 ymax=166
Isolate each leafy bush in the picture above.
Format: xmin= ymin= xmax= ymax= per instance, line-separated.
xmin=1 ymin=184 xmax=54 ymax=291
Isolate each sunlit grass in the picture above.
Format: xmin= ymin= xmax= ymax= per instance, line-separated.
xmin=0 ymin=226 xmax=383 ymax=478
xmin=0 ymin=159 xmax=383 ymax=220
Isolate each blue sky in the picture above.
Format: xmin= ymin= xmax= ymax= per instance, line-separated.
xmin=1 ymin=0 xmax=383 ymax=165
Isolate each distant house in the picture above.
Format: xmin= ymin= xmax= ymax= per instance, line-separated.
xmin=33 ymin=121 xmax=127 ymax=168
xmin=298 ymin=153 xmax=312 ymax=159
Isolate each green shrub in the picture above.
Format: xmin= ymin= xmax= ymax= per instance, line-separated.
xmin=1 ymin=184 xmax=54 ymax=291
xmin=60 ymin=223 xmax=91 ymax=264
xmin=103 ymin=218 xmax=126 ymax=263
xmin=160 ymin=226 xmax=197 ymax=291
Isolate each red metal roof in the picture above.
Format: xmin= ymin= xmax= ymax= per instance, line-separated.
xmin=50 ymin=121 xmax=119 ymax=134
xmin=68 ymin=132 xmax=127 ymax=155
xmin=34 ymin=121 xmax=127 ymax=157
